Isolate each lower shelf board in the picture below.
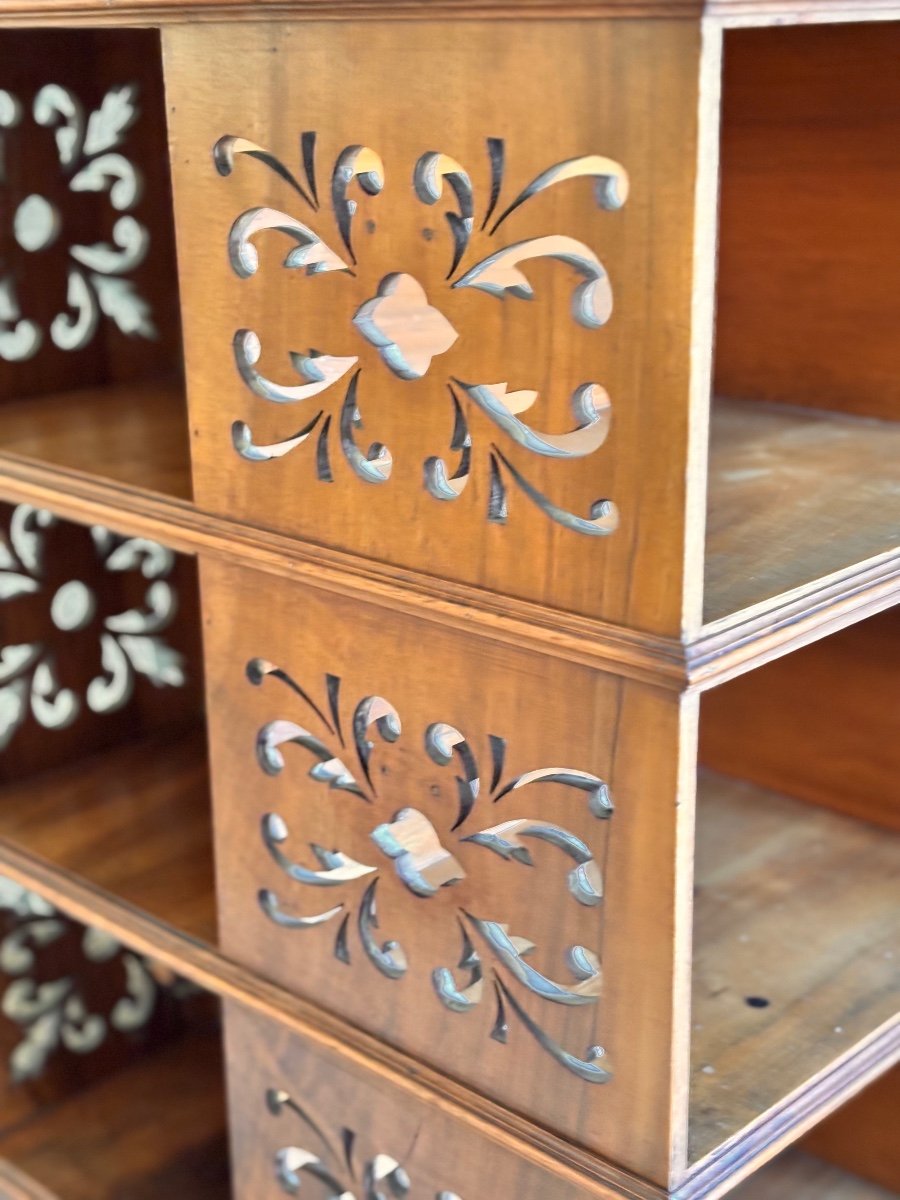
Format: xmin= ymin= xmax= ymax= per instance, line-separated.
xmin=0 ymin=728 xmax=216 ymax=945
xmin=0 ymin=377 xmax=192 ymax=503
xmin=730 ymin=1150 xmax=898 ymax=1200
xmin=691 ymin=769 xmax=900 ymax=1165
xmin=0 ymin=1031 xmax=229 ymax=1200
xmin=705 ymin=399 xmax=900 ymax=626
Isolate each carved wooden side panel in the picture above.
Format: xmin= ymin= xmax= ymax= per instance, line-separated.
xmin=0 ymin=874 xmax=208 ymax=1133
xmin=224 ymin=999 xmax=627 ymax=1200
xmin=0 ymin=29 xmax=181 ymax=400
xmin=0 ymin=501 xmax=202 ymax=781
xmin=164 ymin=20 xmax=702 ymax=633
xmin=202 ymin=558 xmax=693 ymax=1183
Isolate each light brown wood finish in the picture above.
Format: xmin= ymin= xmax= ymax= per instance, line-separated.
xmin=0 ymin=379 xmax=191 ymax=501
xmin=803 ymin=1068 xmax=900 ymax=1194
xmin=691 ymin=770 xmax=900 ymax=1165
xmin=729 ymin=1150 xmax=898 ymax=1200
xmin=223 ymin=999 xmax=654 ymax=1200
xmin=0 ymin=729 xmax=216 ymax=942
xmin=0 ymin=1031 xmax=229 ymax=1199
xmin=201 ymin=556 xmax=696 ymax=1184
xmin=714 ymin=23 xmax=900 ymax=420
xmin=704 ymin=401 xmax=900 ymax=625
xmin=701 ymin=609 xmax=900 ymax=831
xmin=164 ymin=19 xmax=702 ymax=636
xmin=2 ymin=0 xmax=900 ymax=24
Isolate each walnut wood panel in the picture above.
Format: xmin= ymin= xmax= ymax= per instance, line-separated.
xmin=803 ymin=1068 xmax=900 ymax=1195
xmin=691 ymin=770 xmax=900 ymax=1164
xmin=700 ymin=608 xmax=900 ymax=831
xmin=0 ymin=729 xmax=215 ymax=941
xmin=224 ymin=998 xmax=649 ymax=1200
xmin=729 ymin=1150 xmax=898 ymax=1200
xmin=164 ymin=19 xmax=703 ymax=635
xmin=0 ymin=379 xmax=191 ymax=501
xmin=704 ymin=401 xmax=900 ymax=625
xmin=0 ymin=1030 xmax=229 ymax=1199
xmin=714 ymin=23 xmax=900 ymax=420
xmin=202 ymin=556 xmax=696 ymax=1183
xmin=0 ymin=30 xmax=181 ymax=400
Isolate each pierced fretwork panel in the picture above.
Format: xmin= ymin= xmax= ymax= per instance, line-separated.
xmin=0 ymin=29 xmax=181 ymax=398
xmin=203 ymin=559 xmax=686 ymax=1179
xmin=0 ymin=502 xmax=201 ymax=780
xmin=225 ymin=1000 xmax=619 ymax=1200
xmin=164 ymin=20 xmax=701 ymax=632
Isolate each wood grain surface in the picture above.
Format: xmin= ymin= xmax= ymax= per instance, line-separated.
xmin=0 ymin=1031 xmax=229 ymax=1199
xmin=705 ymin=401 xmax=900 ymax=624
xmin=201 ymin=556 xmax=696 ymax=1184
xmin=0 ymin=729 xmax=216 ymax=942
xmin=729 ymin=1150 xmax=898 ymax=1200
xmin=701 ymin=608 xmax=900 ymax=831
xmin=0 ymin=379 xmax=191 ymax=501
xmin=803 ymin=1068 xmax=900 ymax=1195
xmin=224 ymin=999 xmax=657 ymax=1200
xmin=164 ymin=18 xmax=702 ymax=635
xmin=715 ymin=23 xmax=900 ymax=419
xmin=691 ymin=770 xmax=900 ymax=1164
xmin=2 ymin=0 xmax=899 ymax=25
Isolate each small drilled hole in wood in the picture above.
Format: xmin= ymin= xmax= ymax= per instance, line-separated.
xmin=745 ymin=996 xmax=770 ymax=1009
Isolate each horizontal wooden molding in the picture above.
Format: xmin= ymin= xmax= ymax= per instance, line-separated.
xmin=0 ymin=834 xmax=896 ymax=1200
xmin=1 ymin=0 xmax=896 ymax=24
xmin=674 ymin=1018 xmax=900 ymax=1199
xmin=0 ymin=0 xmax=704 ymax=24
xmin=0 ymin=838 xmax=666 ymax=1200
xmin=1 ymin=450 xmax=898 ymax=690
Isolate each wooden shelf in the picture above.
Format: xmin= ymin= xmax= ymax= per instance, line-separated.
xmin=704 ymin=400 xmax=900 ymax=627
xmin=690 ymin=769 xmax=900 ymax=1164
xmin=0 ymin=1030 xmax=229 ymax=1200
xmin=731 ymin=1150 xmax=898 ymax=1199
xmin=0 ymin=729 xmax=216 ymax=945
xmin=0 ymin=378 xmax=192 ymax=503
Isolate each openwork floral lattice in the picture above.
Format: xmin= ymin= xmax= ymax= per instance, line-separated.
xmin=250 ymin=660 xmax=614 ymax=1084
xmin=266 ymin=1087 xmax=462 ymax=1199
xmin=0 ymin=876 xmax=157 ymax=1082
xmin=216 ymin=133 xmax=628 ymax=535
xmin=0 ymin=82 xmax=154 ymax=361
xmin=0 ymin=504 xmax=185 ymax=748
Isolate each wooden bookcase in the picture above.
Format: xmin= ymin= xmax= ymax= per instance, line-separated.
xmin=0 ymin=4 xmax=897 ymax=1199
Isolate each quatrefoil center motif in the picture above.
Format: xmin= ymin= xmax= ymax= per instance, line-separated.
xmin=370 ymin=807 xmax=466 ymax=898
xmin=352 ymin=272 xmax=459 ymax=381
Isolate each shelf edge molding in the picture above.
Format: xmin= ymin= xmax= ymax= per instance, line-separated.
xmin=2 ymin=450 xmax=899 ymax=691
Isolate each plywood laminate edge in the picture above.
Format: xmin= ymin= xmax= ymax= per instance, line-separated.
xmin=0 ymin=837 xmax=667 ymax=1200
xmin=687 ymin=552 xmax=900 ymax=689
xmin=672 ymin=1017 xmax=900 ymax=1200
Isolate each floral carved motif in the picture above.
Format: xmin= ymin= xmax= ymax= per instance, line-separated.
xmin=266 ymin=1086 xmax=462 ymax=1199
xmin=216 ymin=133 xmax=628 ymax=535
xmin=0 ymin=504 xmax=185 ymax=748
xmin=249 ymin=660 xmax=614 ymax=1084
xmin=0 ymin=82 xmax=155 ymax=361
xmin=0 ymin=876 xmax=158 ymax=1082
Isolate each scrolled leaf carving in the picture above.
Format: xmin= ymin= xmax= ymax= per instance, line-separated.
xmin=217 ymin=134 xmax=628 ymax=535
xmin=248 ymin=661 xmax=615 ymax=1084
